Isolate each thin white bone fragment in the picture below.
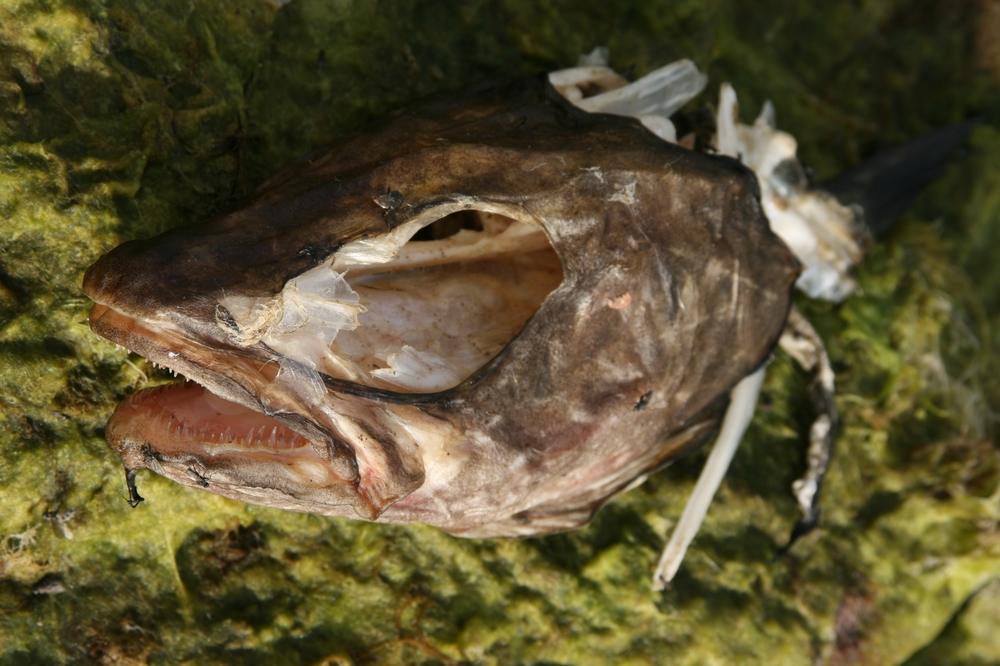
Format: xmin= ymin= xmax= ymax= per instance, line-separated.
xmin=637 ymin=115 xmax=677 ymax=143
xmin=576 ymin=59 xmax=708 ymax=119
xmin=548 ymin=66 xmax=628 ymax=94
xmin=652 ymin=365 xmax=767 ymax=590
xmin=549 ymin=59 xmax=707 ymax=140
xmin=577 ymin=46 xmax=609 ymax=67
xmin=715 ymin=83 xmax=741 ymax=159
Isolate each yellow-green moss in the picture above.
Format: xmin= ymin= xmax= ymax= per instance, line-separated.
xmin=1 ymin=1 xmax=998 ymax=664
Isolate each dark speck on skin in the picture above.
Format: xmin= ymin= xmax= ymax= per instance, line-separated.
xmin=373 ymin=189 xmax=404 ymax=211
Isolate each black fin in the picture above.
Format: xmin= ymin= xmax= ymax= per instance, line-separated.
xmin=818 ymin=118 xmax=982 ymax=237
xmin=125 ymin=467 xmax=145 ymax=508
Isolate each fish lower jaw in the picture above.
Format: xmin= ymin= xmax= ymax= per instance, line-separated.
xmin=113 ymin=382 xmax=310 ymax=453
xmin=105 ymin=381 xmax=350 ymax=495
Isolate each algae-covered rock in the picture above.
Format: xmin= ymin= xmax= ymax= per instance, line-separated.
xmin=1 ymin=1 xmax=998 ymax=664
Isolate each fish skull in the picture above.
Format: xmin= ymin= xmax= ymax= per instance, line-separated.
xmin=83 ymin=75 xmax=799 ymax=537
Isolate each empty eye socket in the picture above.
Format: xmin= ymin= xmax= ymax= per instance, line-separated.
xmin=411 ymin=209 xmax=483 ymax=241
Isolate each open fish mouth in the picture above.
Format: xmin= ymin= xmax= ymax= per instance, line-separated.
xmin=86 ymin=301 xmax=360 ymax=512
xmin=88 ymin=303 xmax=332 ymax=492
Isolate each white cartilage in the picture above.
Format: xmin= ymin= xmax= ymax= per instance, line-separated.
xmin=652 ymin=365 xmax=767 ymax=590
xmin=549 ymin=58 xmax=708 ymax=146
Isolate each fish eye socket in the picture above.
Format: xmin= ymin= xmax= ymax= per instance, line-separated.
xmin=219 ymin=206 xmax=564 ymax=394
xmin=410 ymin=209 xmax=484 ymax=242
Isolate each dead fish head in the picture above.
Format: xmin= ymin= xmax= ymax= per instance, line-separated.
xmin=84 ymin=77 xmax=799 ymax=535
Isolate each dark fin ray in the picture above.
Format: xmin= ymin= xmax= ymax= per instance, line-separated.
xmin=818 ymin=118 xmax=982 ymax=237
xmin=125 ymin=467 xmax=145 ymax=508
xmin=775 ymin=307 xmax=837 ymax=559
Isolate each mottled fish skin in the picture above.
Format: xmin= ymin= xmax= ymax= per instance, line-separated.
xmin=83 ymin=77 xmax=800 ymax=536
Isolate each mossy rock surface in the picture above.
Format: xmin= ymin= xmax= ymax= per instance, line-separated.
xmin=1 ymin=1 xmax=999 ymax=664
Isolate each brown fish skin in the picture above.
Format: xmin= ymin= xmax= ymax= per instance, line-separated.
xmin=83 ymin=77 xmax=799 ymax=537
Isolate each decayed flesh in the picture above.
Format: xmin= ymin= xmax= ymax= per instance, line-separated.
xmin=552 ymin=54 xmax=851 ymax=585
xmin=84 ymin=60 xmax=802 ymax=589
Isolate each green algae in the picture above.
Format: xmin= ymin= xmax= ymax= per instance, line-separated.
xmin=1 ymin=1 xmax=999 ymax=664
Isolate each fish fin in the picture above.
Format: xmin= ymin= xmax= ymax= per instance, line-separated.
xmin=818 ymin=117 xmax=982 ymax=237
xmin=775 ymin=307 xmax=837 ymax=558
xmin=125 ymin=467 xmax=145 ymax=508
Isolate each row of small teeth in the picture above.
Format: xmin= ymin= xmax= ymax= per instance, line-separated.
xmin=155 ymin=416 xmax=305 ymax=450
xmin=149 ymin=359 xmax=180 ymax=378
xmin=113 ymin=343 xmax=188 ymax=380
xmin=131 ymin=390 xmax=306 ymax=450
